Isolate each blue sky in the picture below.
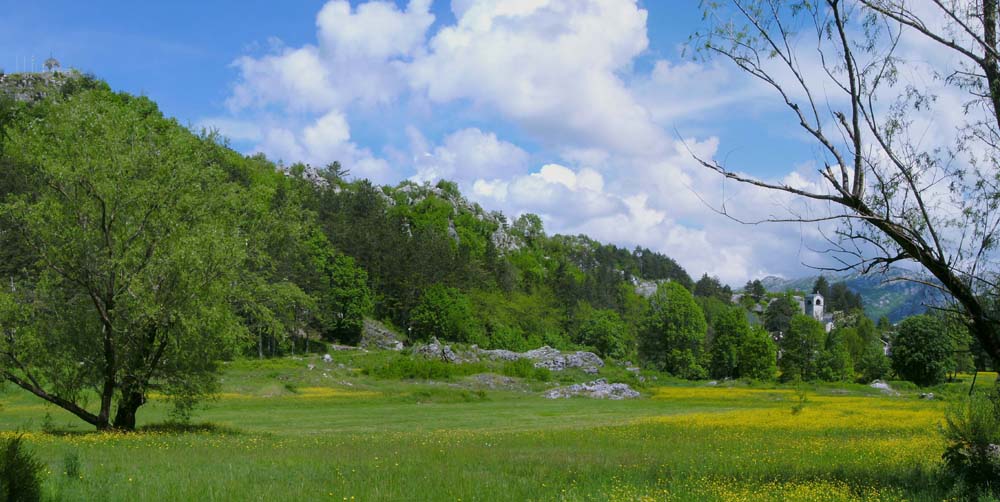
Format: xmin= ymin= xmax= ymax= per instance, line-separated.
xmin=3 ymin=0 xmax=831 ymax=283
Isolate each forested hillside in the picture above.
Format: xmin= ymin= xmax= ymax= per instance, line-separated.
xmin=0 ymin=74 xmax=693 ymax=366
xmin=293 ymin=166 xmax=692 ymax=353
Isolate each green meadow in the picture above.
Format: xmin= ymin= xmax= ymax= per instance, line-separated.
xmin=1 ymin=353 xmax=996 ymax=501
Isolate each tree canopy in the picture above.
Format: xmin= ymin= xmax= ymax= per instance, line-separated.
xmin=0 ymin=89 xmax=252 ymax=429
xmin=640 ymin=282 xmax=708 ymax=378
xmin=779 ymin=315 xmax=826 ymax=382
xmin=891 ymin=315 xmax=955 ymax=387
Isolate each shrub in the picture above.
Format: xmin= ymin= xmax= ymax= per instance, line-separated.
xmin=63 ymin=451 xmax=81 ymax=479
xmin=363 ymin=354 xmax=487 ymax=380
xmin=574 ymin=307 xmax=631 ymax=360
xmin=40 ymin=413 xmax=55 ymax=434
xmin=0 ymin=435 xmax=44 ymax=502
xmin=941 ymin=390 xmax=1000 ymax=497
xmin=409 ymin=285 xmax=482 ymax=343
xmin=817 ymin=336 xmax=854 ymax=382
xmin=856 ymin=339 xmax=891 ymax=383
xmin=487 ymin=324 xmax=530 ymax=352
xmin=501 ymin=359 xmax=551 ymax=381
xmin=665 ymin=349 xmax=708 ymax=380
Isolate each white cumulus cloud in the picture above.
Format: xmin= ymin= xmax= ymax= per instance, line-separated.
xmin=408 ymin=0 xmax=664 ymax=155
xmin=207 ymin=0 xmax=855 ymax=283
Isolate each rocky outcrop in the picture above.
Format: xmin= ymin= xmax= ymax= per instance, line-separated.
xmin=468 ymin=373 xmax=522 ymax=390
xmin=413 ymin=337 xmax=460 ymax=363
xmin=477 ymin=348 xmax=522 ymax=361
xmin=544 ymin=379 xmax=640 ymax=400
xmin=490 ymin=226 xmax=520 ymax=253
xmin=407 ymin=338 xmax=604 ymax=373
xmin=0 ymin=71 xmax=80 ymax=103
xmin=394 ymin=182 xmax=522 ymax=254
xmin=360 ymin=319 xmax=404 ymax=351
xmin=633 ymin=279 xmax=661 ymax=298
xmin=523 ymin=346 xmax=604 ymax=373
xmin=869 ymin=380 xmax=897 ymax=395
xmin=475 ymin=345 xmax=604 ymax=373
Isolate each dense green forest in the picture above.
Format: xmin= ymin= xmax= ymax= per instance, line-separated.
xmin=0 ymin=74 xmax=990 ymax=430
xmin=0 ymin=74 xmax=697 ymax=428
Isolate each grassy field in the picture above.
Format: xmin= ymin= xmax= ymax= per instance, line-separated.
xmin=0 ymin=352 xmax=996 ymax=501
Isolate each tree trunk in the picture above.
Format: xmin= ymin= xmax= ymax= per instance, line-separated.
xmin=2 ymin=370 xmax=111 ymax=430
xmin=112 ymin=390 xmax=146 ymax=431
xmin=970 ymin=317 xmax=1000 ymax=372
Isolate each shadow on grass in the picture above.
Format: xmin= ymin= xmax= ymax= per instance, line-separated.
xmin=33 ymin=421 xmax=245 ymax=437
xmin=138 ymin=421 xmax=244 ymax=435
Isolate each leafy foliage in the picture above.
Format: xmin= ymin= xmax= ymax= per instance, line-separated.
xmin=0 ymin=435 xmax=43 ymax=502
xmin=891 ymin=315 xmax=954 ymax=387
xmin=409 ymin=285 xmax=482 ymax=343
xmin=640 ymin=282 xmax=707 ymax=378
xmin=856 ymin=339 xmax=891 ymax=383
xmin=694 ymin=274 xmax=732 ymax=302
xmin=573 ymin=305 xmax=631 ymax=360
xmin=778 ymin=315 xmax=826 ymax=382
xmin=941 ymin=390 xmax=1000 ymax=497
xmin=313 ymin=249 xmax=373 ymax=344
xmin=362 ymin=354 xmax=487 ymax=380
xmin=816 ymin=330 xmax=854 ymax=383
xmin=501 ymin=359 xmax=552 ymax=381
xmin=0 ymin=88 xmax=252 ymax=429
xmin=738 ymin=326 xmax=778 ymax=381
xmin=764 ymin=295 xmax=798 ymax=336
xmin=707 ymin=306 xmax=750 ymax=379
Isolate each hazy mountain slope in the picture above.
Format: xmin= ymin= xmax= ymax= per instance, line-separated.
xmin=760 ymin=268 xmax=945 ymax=322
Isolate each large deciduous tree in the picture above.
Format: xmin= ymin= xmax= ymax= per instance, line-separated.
xmin=695 ymin=0 xmax=1000 ymax=369
xmin=739 ymin=325 xmax=779 ymax=380
xmin=891 ymin=314 xmax=954 ymax=386
xmin=639 ymin=282 xmax=708 ymax=378
xmin=708 ymin=306 xmax=751 ymax=379
xmin=779 ymin=314 xmax=826 ymax=382
xmin=0 ymin=89 xmax=250 ymax=430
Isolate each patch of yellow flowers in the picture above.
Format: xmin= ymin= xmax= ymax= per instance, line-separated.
xmin=294 ymin=387 xmax=380 ymax=399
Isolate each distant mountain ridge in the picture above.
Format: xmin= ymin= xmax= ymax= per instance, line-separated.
xmin=760 ymin=267 xmax=946 ymax=322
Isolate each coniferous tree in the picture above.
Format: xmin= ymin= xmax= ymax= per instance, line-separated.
xmin=812 ymin=276 xmax=831 ymax=298
xmin=764 ymin=295 xmax=798 ymax=335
